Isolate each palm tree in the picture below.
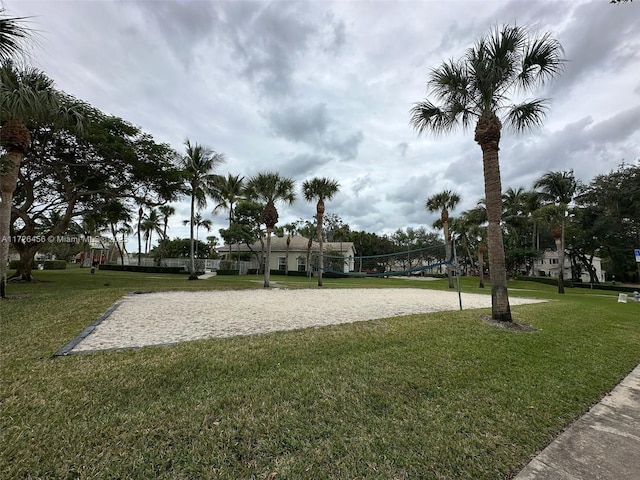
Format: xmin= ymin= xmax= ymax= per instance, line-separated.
xmin=534 ymin=170 xmax=577 ymax=294
xmin=0 ymin=9 xmax=32 ymax=61
xmin=157 ymin=204 xmax=175 ymax=263
xmin=103 ymin=200 xmax=132 ymax=266
xmin=213 ymin=173 xmax=245 ymax=267
xmin=1 ymin=61 xmax=84 ymax=298
xmin=246 ymin=172 xmax=296 ymax=288
xmin=410 ymin=25 xmax=564 ymax=322
xmin=183 ymin=212 xmax=213 ymax=259
xmin=159 ymin=205 xmax=175 ymax=241
xmin=142 ymin=208 xmax=163 ymax=255
xmin=302 ymin=177 xmax=340 ymax=286
xmin=180 ymin=140 xmax=225 ymax=279
xmin=425 ymin=190 xmax=460 ymax=288
xmin=283 ymin=223 xmax=298 ymax=275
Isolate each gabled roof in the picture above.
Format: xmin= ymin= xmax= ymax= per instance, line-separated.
xmin=222 ymin=235 xmax=355 ymax=254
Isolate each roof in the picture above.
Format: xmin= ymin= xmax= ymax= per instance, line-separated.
xmin=222 ymin=235 xmax=355 ymax=254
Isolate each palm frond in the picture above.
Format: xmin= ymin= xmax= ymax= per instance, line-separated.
xmin=519 ymin=32 xmax=565 ymax=89
xmin=0 ymin=9 xmax=33 ymax=61
xmin=505 ymin=99 xmax=549 ymax=132
xmin=410 ymin=101 xmax=458 ymax=135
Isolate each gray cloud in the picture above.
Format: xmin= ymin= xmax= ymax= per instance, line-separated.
xmin=8 ymin=0 xmax=638 ymax=241
xmin=268 ymin=102 xmax=364 ymax=160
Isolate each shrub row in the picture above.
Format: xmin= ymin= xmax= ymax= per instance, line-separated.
xmin=517 ymin=276 xmax=638 ymax=293
xmin=9 ymin=260 xmax=67 ymax=270
xmin=516 ymin=276 xmax=574 ymax=287
xmin=98 ymin=264 xmax=185 ymax=274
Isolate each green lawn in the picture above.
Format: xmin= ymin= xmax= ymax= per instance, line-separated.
xmin=2 ymin=267 xmax=639 ymax=479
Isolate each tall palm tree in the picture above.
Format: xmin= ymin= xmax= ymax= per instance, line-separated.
xmin=410 ymin=25 xmax=564 ymax=322
xmin=157 ymin=204 xmax=175 ymax=263
xmin=534 ymin=170 xmax=577 ymax=294
xmin=180 ymin=140 xmax=225 ymax=279
xmin=302 ymin=177 xmax=340 ymax=286
xmin=159 ymin=205 xmax=175 ymax=241
xmin=213 ymin=173 xmax=245 ymax=267
xmin=425 ymin=190 xmax=460 ymax=288
xmin=0 ymin=61 xmax=84 ymax=298
xmin=283 ymin=222 xmax=298 ymax=275
xmin=103 ymin=200 xmax=132 ymax=266
xmin=0 ymin=9 xmax=32 ymax=61
xmin=246 ymin=172 xmax=296 ymax=288
xmin=142 ymin=208 xmax=163 ymax=255
xmin=183 ymin=212 xmax=213 ymax=258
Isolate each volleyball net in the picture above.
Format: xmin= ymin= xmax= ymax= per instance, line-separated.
xmin=309 ymin=243 xmax=454 ymax=278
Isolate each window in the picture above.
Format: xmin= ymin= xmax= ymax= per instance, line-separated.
xmin=297 ymin=257 xmax=306 ymax=272
xmin=278 ymin=257 xmax=286 ymax=271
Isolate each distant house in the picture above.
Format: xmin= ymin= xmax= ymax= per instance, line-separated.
xmin=221 ymin=235 xmax=356 ymax=273
xmin=533 ymin=250 xmax=605 ymax=283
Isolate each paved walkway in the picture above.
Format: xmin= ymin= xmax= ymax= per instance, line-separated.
xmin=515 ymin=363 xmax=640 ymax=479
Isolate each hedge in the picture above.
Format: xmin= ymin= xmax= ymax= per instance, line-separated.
xmin=98 ymin=264 xmax=185 ymax=274
xmin=516 ymin=276 xmax=574 ymax=288
xmin=9 ymin=260 xmax=66 ymax=270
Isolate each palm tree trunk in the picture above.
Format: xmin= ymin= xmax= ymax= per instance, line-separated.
xmin=137 ymin=206 xmax=143 ymax=266
xmin=558 ymin=218 xmax=566 ymax=294
xmin=444 ymin=222 xmax=453 ymax=288
xmin=478 ymin=244 xmax=485 ymax=288
xmin=188 ymin=195 xmax=197 ymax=279
xmin=0 ymin=150 xmax=23 ymax=299
xmin=264 ymin=229 xmax=272 ymax=287
xmin=317 ymin=213 xmax=324 ymax=287
xmin=476 ymin=113 xmax=512 ymax=322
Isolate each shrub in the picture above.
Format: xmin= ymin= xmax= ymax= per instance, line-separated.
xmin=98 ymin=264 xmax=185 ymax=274
xmin=43 ymin=260 xmax=66 ymax=270
xmin=216 ymin=269 xmax=240 ymax=275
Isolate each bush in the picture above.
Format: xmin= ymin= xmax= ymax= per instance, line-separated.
xmin=8 ymin=260 xmax=66 ymax=270
xmin=98 ymin=264 xmax=185 ymax=274
xmin=573 ymin=283 xmax=638 ymax=293
xmin=216 ymin=269 xmax=240 ymax=275
xmin=43 ymin=260 xmax=66 ymax=270
xmin=516 ymin=276 xmax=574 ymax=288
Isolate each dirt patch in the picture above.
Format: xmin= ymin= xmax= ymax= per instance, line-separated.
xmin=480 ymin=314 xmax=537 ymax=331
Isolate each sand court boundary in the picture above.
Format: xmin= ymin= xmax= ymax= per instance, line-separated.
xmin=56 ymin=288 xmax=545 ymax=355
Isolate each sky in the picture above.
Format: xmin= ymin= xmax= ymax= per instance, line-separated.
xmin=5 ymin=0 xmax=640 ymax=247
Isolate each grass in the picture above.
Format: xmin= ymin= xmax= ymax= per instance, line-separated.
xmin=2 ymin=266 xmax=639 ymax=479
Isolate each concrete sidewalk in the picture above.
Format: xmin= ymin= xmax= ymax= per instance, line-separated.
xmin=514 ymin=364 xmax=640 ymax=479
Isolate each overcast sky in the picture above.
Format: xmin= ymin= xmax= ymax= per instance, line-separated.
xmin=6 ymin=0 xmax=640 ymax=246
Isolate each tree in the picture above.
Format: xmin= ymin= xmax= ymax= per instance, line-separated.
xmin=179 ymin=140 xmax=225 ymax=280
xmin=103 ymin=200 xmax=132 ymax=265
xmin=410 ymin=25 xmax=564 ymax=322
xmin=142 ymin=208 xmax=164 ymax=255
xmin=246 ymin=172 xmax=296 ymax=287
xmin=0 ymin=61 xmax=84 ymax=298
xmin=302 ymin=177 xmax=340 ymax=286
xmin=575 ymin=162 xmax=640 ymax=282
xmin=0 ymin=9 xmax=32 ymax=61
xmin=157 ymin=204 xmax=175 ymax=263
xmin=213 ymin=173 xmax=245 ymax=269
xmin=8 ymin=114 xmax=181 ymax=279
xmin=425 ymin=190 xmax=460 ymax=288
xmin=534 ymin=170 xmax=577 ymax=293
xmin=183 ymin=212 xmax=212 ymax=259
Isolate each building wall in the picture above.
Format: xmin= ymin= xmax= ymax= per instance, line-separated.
xmin=533 ymin=250 xmax=605 ymax=282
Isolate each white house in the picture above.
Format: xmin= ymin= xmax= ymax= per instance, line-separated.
xmin=221 ymin=235 xmax=356 ymax=273
xmin=533 ymin=250 xmax=605 ymax=283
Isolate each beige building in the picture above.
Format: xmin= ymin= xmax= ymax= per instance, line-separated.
xmin=533 ymin=250 xmax=605 ymax=282
xmin=221 ymin=235 xmax=356 ymax=273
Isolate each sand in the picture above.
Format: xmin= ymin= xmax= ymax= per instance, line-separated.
xmin=67 ymin=288 xmax=544 ymax=353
